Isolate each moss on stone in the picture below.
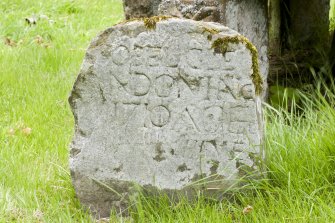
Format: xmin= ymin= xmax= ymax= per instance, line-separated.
xmin=202 ymin=27 xmax=220 ymax=35
xmin=202 ymin=27 xmax=220 ymax=41
xmin=143 ymin=16 xmax=173 ymax=30
xmin=116 ymin=16 xmax=173 ymax=30
xmin=211 ymin=36 xmax=263 ymax=96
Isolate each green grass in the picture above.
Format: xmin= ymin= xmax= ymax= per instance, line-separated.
xmin=331 ymin=0 xmax=335 ymax=30
xmin=0 ymin=0 xmax=123 ymax=222
xmin=1 ymin=1 xmax=335 ymax=222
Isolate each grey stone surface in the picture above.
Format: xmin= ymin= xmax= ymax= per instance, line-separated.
xmin=158 ymin=0 xmax=222 ymax=22
xmin=122 ymin=0 xmax=222 ymax=21
xmin=122 ymin=0 xmax=162 ymax=19
xmin=69 ymin=18 xmax=264 ymax=218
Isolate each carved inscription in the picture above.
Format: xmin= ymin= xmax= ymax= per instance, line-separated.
xmin=155 ymin=75 xmax=174 ymax=97
xmin=127 ymin=74 xmax=151 ymax=96
xmin=151 ymin=106 xmax=170 ymax=127
xmin=89 ymin=21 xmax=260 ymax=179
xmin=90 ymin=25 xmax=261 ymax=186
xmin=112 ymin=46 xmax=130 ymax=65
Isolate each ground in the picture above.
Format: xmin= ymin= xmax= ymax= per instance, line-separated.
xmin=1 ymin=0 xmax=335 ymax=222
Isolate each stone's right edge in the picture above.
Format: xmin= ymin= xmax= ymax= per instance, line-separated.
xmin=210 ymin=30 xmax=265 ymax=181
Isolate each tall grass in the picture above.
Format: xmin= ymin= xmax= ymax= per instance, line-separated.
xmin=330 ymin=0 xmax=335 ymax=30
xmin=1 ymin=0 xmax=335 ymax=222
xmin=0 ymin=0 xmax=123 ymax=222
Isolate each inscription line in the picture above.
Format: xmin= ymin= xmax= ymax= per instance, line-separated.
xmin=185 ymin=107 xmax=201 ymax=132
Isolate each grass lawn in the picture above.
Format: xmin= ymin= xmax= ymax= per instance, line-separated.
xmin=1 ymin=0 xmax=335 ymax=222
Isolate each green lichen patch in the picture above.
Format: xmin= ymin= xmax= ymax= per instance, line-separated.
xmin=116 ymin=16 xmax=173 ymax=30
xmin=202 ymin=27 xmax=220 ymax=35
xmin=143 ymin=16 xmax=173 ymax=30
xmin=211 ymin=36 xmax=263 ymax=95
xmin=202 ymin=27 xmax=220 ymax=41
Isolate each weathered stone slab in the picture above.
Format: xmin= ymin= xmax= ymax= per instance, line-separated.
xmin=69 ymin=17 xmax=264 ymax=218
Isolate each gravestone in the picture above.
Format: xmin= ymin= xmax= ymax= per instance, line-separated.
xmin=69 ymin=17 xmax=264 ymax=218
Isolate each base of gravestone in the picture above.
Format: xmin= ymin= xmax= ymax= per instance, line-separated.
xmin=72 ymin=171 xmax=263 ymax=218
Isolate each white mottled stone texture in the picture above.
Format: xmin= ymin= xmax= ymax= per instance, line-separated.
xmin=69 ymin=18 xmax=264 ymax=218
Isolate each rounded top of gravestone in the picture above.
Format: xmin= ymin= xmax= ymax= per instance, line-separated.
xmin=69 ymin=17 xmax=264 ymax=218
